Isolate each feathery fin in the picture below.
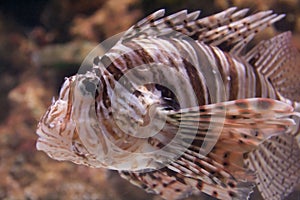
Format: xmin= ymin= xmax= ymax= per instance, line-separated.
xmin=246 ymin=134 xmax=300 ymax=200
xmin=120 ymin=169 xmax=195 ymax=200
xmin=120 ymin=8 xmax=284 ymax=55
xmin=246 ymin=31 xmax=300 ymax=102
xmin=164 ymin=98 xmax=297 ymax=141
xmin=120 ymin=157 xmax=254 ymax=200
xmin=130 ymin=98 xmax=298 ymax=199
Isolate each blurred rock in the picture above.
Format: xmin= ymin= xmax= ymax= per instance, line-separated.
xmin=8 ymin=78 xmax=52 ymax=120
xmin=70 ymin=0 xmax=141 ymax=41
xmin=0 ymin=15 xmax=37 ymax=122
xmin=40 ymin=0 xmax=107 ymax=42
xmin=32 ymin=40 xmax=104 ymax=68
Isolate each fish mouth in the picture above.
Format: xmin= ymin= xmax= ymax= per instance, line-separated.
xmin=36 ymin=100 xmax=74 ymax=160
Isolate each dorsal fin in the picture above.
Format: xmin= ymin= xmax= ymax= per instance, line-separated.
xmin=120 ymin=8 xmax=284 ymax=55
xmin=120 ymin=9 xmax=196 ymax=42
xmin=245 ymin=31 xmax=300 ymax=102
xmin=197 ymin=10 xmax=284 ymax=54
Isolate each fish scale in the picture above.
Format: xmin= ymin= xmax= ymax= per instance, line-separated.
xmin=36 ymin=7 xmax=300 ymax=200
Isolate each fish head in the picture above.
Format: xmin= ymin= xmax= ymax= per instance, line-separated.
xmin=36 ymin=73 xmax=109 ymax=167
xmin=36 ymin=76 xmax=79 ymax=162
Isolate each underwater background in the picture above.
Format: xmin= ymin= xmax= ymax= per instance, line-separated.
xmin=0 ymin=0 xmax=299 ymax=199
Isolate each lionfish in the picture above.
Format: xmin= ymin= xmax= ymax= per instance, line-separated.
xmin=36 ymin=7 xmax=300 ymax=200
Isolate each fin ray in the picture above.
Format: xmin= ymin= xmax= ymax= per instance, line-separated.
xmin=120 ymin=8 xmax=284 ymax=55
xmin=245 ymin=31 xmax=300 ymax=101
xmin=245 ymin=134 xmax=300 ymax=200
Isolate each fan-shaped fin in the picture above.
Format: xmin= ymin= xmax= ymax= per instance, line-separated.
xmin=245 ymin=32 xmax=300 ymax=102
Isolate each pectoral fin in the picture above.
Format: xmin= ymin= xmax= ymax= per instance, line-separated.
xmin=162 ymin=98 xmax=298 ymax=153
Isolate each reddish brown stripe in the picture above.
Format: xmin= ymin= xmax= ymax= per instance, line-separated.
xmin=183 ymin=59 xmax=207 ymax=106
xmin=122 ymin=53 xmax=134 ymax=69
xmin=147 ymin=40 xmax=180 ymax=70
xmin=124 ymin=41 xmax=155 ymax=65
xmin=225 ymin=52 xmax=238 ymax=100
xmin=101 ymin=55 xmax=137 ymax=93
xmin=169 ymin=39 xmax=193 ymax=63
xmin=253 ymin=69 xmax=262 ymax=97
xmin=60 ymin=80 xmax=71 ymax=100
xmin=242 ymin=60 xmax=250 ymax=97
xmin=188 ymin=41 xmax=212 ymax=104
xmin=101 ymin=55 xmax=125 ymax=80
xmin=209 ymin=47 xmax=228 ymax=92
xmin=163 ymin=168 xmax=187 ymax=185
xmin=100 ymin=76 xmax=111 ymax=109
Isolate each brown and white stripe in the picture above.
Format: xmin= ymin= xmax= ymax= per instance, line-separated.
xmin=97 ymin=37 xmax=280 ymax=109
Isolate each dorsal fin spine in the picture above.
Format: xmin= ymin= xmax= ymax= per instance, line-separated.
xmin=121 ymin=8 xmax=284 ymax=55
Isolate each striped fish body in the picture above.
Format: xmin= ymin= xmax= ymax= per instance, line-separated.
xmin=103 ymin=37 xmax=279 ymax=103
xmin=36 ymin=8 xmax=300 ymax=200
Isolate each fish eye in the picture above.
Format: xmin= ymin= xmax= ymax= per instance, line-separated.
xmin=82 ymin=78 xmax=97 ymax=94
xmin=77 ymin=77 xmax=100 ymax=98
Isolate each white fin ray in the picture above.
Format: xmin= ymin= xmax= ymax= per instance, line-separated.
xmin=204 ymin=12 xmax=284 ymax=54
xmin=119 ymin=97 xmax=298 ymax=200
xmin=120 ymin=9 xmax=193 ymax=42
xmin=119 ymin=169 xmax=196 ymax=200
xmin=164 ymin=98 xmax=297 ymax=137
xmin=136 ymin=98 xmax=298 ymax=199
xmin=245 ymin=31 xmax=300 ymax=102
xmin=120 ymin=8 xmax=284 ymax=56
xmin=245 ymin=134 xmax=300 ymax=200
xmin=120 ymin=155 xmax=254 ymax=200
